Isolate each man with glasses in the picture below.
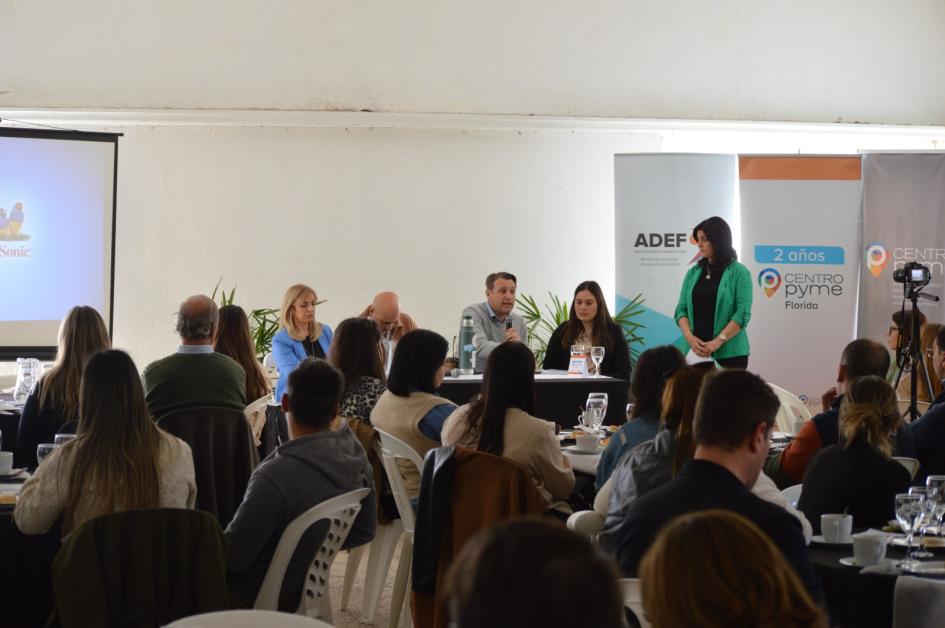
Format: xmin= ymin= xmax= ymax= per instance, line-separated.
xmin=911 ymin=326 xmax=945 ymax=477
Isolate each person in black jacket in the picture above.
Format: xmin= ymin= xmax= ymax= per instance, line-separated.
xmin=541 ymin=281 xmax=631 ymax=379
xmin=799 ymin=376 xmax=912 ymax=534
xmin=17 ymin=306 xmax=110 ymax=470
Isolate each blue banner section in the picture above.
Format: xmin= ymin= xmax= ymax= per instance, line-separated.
xmin=754 ymin=245 xmax=845 ymax=265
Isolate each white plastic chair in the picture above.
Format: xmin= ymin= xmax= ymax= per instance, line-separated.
xmin=376 ymin=429 xmax=425 ymax=628
xmin=617 ymin=578 xmax=651 ymax=628
xmin=253 ymin=487 xmax=370 ymax=622
xmin=781 ymin=483 xmax=803 ymax=509
xmin=768 ymin=383 xmax=812 ymax=435
xmin=566 ymin=510 xmax=605 ymax=543
xmin=168 ymin=609 xmax=333 ymax=627
xmin=244 ymin=394 xmax=272 ymax=447
xmin=893 ymin=456 xmax=921 ymax=480
xmin=339 ymin=510 xmax=404 ymax=622
xmin=263 ymin=352 xmax=276 ymax=370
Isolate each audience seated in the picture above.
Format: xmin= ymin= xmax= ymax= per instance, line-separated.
xmin=799 ymin=376 xmax=911 ymax=533
xmin=328 ymin=317 xmax=388 ymax=425
xmin=271 ymin=283 xmax=333 ymax=402
xmin=897 ymin=322 xmax=943 ymax=403
xmin=886 ymin=308 xmax=926 ymax=385
xmin=445 ymin=518 xmax=625 ymax=628
xmin=360 ymin=291 xmax=417 ymax=372
xmin=541 ymin=280 xmax=632 ymax=379
xmin=15 ymin=350 xmax=196 ymax=536
xmin=460 ymin=272 xmax=528 ymax=373
xmin=616 ymin=369 xmax=821 ymax=601
xmin=17 ymin=306 xmax=110 ymax=471
xmin=639 ymin=510 xmax=827 ymax=628
xmin=442 ymin=342 xmax=575 ymax=514
xmin=910 ymin=325 xmax=945 ymax=476
xmin=224 ymin=358 xmax=375 ymax=611
xmin=596 ymin=345 xmax=686 ymax=490
xmin=214 ymin=304 xmax=273 ymax=404
xmin=765 ymin=338 xmax=914 ymax=488
xmin=143 ymin=295 xmax=247 ymax=419
xmin=597 ymin=365 xmax=709 ymax=552
xmin=371 ymin=329 xmax=455 ymax=498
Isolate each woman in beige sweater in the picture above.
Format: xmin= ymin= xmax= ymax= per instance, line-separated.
xmin=15 ymin=350 xmax=196 ymax=536
xmin=442 ymin=342 xmax=574 ymax=510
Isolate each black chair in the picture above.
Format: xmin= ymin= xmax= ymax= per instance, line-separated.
xmin=51 ymin=508 xmax=231 ymax=627
xmin=157 ymin=407 xmax=259 ymax=528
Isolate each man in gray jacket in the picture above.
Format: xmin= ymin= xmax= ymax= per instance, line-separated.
xmin=225 ymin=358 xmax=376 ymax=610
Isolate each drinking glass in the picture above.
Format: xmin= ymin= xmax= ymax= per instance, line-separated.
xmin=36 ymin=444 xmax=55 ymax=467
xmin=896 ymin=493 xmax=925 ymax=567
xmin=54 ymin=434 xmax=76 ymax=448
xmin=925 ymin=475 xmax=945 ymax=536
xmin=587 ymin=393 xmax=609 ymax=419
xmin=590 ymin=346 xmax=605 ymax=377
xmin=570 ymin=345 xmax=587 ymax=357
xmin=584 ymin=399 xmax=606 ymax=432
xmin=908 ymin=487 xmax=935 ymax=558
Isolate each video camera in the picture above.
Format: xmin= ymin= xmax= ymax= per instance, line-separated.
xmin=893 ymin=261 xmax=931 ymax=288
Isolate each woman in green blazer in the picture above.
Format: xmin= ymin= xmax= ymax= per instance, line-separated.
xmin=674 ymin=216 xmax=752 ymax=368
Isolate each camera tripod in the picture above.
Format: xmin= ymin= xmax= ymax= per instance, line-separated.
xmin=894 ymin=282 xmax=940 ymax=422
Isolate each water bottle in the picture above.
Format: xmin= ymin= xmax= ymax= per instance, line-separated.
xmin=459 ymin=316 xmax=476 ymax=375
xmin=13 ymin=358 xmax=34 ymax=403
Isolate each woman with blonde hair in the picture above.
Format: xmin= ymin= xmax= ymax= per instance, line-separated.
xmin=270 ymin=283 xmax=333 ymax=402
xmin=799 ymin=375 xmax=912 ymax=533
xmin=14 ymin=350 xmax=196 ymax=535
xmin=897 ymin=322 xmax=944 ymax=404
xmin=17 ymin=306 xmax=110 ymax=470
xmin=640 ymin=509 xmax=827 ymax=628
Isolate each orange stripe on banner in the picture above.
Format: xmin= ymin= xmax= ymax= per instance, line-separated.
xmin=739 ymin=156 xmax=862 ymax=180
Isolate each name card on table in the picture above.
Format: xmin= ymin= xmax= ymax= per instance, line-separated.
xmin=568 ymin=356 xmax=589 ymax=376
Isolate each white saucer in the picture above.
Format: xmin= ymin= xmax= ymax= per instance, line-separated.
xmin=905 ymin=561 xmax=945 ymax=576
xmin=838 ymin=557 xmax=862 ymax=567
xmin=812 ymin=535 xmax=852 ymax=546
xmin=563 ymin=445 xmax=603 ymax=455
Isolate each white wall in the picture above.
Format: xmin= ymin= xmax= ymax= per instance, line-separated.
xmin=111 ymin=120 xmax=659 ymax=367
xmin=2 ymin=1 xmax=945 ymax=125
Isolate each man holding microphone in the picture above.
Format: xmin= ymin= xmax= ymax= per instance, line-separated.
xmin=461 ymin=272 xmax=529 ymax=372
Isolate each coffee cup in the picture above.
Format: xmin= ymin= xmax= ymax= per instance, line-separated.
xmin=575 ymin=433 xmax=599 ymax=453
xmin=852 ymin=532 xmax=888 ymax=567
xmin=0 ymin=451 xmax=12 ymax=475
xmin=821 ymin=514 xmax=853 ymax=543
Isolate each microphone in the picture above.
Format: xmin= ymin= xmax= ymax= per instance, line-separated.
xmin=506 ymin=320 xmax=513 ymax=331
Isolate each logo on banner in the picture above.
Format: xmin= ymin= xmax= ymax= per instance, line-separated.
xmin=866 ymin=242 xmax=889 ymax=277
xmin=0 ymin=201 xmax=31 ymax=259
xmin=757 ymin=268 xmax=782 ymax=297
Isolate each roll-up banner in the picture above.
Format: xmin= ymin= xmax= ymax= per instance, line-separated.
xmin=740 ymin=156 xmax=862 ymax=410
xmin=858 ymin=154 xmax=945 ymax=342
xmin=615 ymin=154 xmax=738 ymax=351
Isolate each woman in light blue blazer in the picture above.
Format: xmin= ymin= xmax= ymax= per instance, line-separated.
xmin=272 ymin=283 xmax=333 ymax=402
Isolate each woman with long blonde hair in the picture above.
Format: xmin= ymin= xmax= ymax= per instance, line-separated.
xmin=14 ymin=350 xmax=196 ymax=535
xmin=798 ymin=375 xmax=912 ymax=533
xmin=17 ymin=306 xmax=110 ymax=470
xmin=270 ymin=283 xmax=333 ymax=402
xmin=640 ymin=510 xmax=827 ymax=628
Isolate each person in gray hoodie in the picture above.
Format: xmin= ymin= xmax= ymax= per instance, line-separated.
xmin=225 ymin=357 xmax=376 ymax=610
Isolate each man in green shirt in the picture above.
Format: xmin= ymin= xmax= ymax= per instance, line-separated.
xmin=143 ymin=295 xmax=246 ymax=420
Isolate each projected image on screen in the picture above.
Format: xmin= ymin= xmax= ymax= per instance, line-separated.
xmin=0 ymin=129 xmax=117 ymax=356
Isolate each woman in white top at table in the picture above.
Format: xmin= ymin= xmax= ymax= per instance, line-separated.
xmin=14 ymin=350 xmax=196 ymax=536
xmin=442 ymin=341 xmax=574 ymax=515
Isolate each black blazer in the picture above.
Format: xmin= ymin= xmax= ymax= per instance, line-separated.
xmin=542 ymin=321 xmax=631 ymax=380
xmin=798 ymin=439 xmax=911 ymax=534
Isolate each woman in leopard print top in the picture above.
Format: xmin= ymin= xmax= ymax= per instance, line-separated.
xmin=330 ymin=317 xmax=388 ymax=424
